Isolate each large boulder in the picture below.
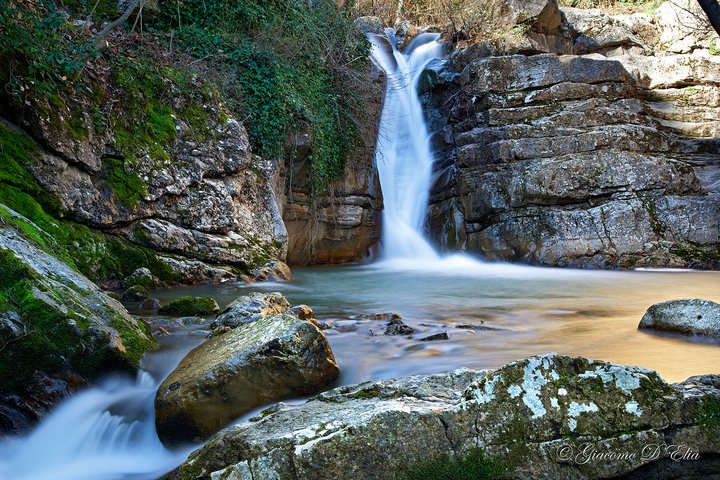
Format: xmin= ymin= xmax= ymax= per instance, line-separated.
xmin=639 ymin=299 xmax=720 ymax=338
xmin=0 ymin=220 xmax=156 ymax=434
xmin=155 ymin=313 xmax=339 ymax=446
xmin=166 ymin=354 xmax=720 ymax=480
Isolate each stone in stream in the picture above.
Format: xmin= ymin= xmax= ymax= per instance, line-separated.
xmin=157 ymin=296 xmax=220 ymax=316
xmin=384 ymin=318 xmax=414 ymax=335
xmin=121 ymin=285 xmax=150 ymax=302
xmin=154 ymin=313 xmax=339 ymax=447
xmin=138 ymin=298 xmax=161 ymax=311
xmin=213 ymin=292 xmax=290 ymax=329
xmin=419 ymin=331 xmax=449 ymax=341
xmin=249 ymin=260 xmax=292 ymax=283
xmin=165 ymin=354 xmax=720 ymax=480
xmin=639 ymin=299 xmax=720 ymax=338
xmin=0 ymin=224 xmax=156 ymax=434
xmin=360 ymin=312 xmax=403 ymax=321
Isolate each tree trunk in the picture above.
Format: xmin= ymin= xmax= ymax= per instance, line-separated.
xmin=697 ymin=0 xmax=720 ymax=37
xmin=92 ymin=0 xmax=143 ymax=48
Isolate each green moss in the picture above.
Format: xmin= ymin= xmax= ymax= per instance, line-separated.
xmin=637 ymin=193 xmax=666 ymax=237
xmin=670 ymin=242 xmax=720 ymax=263
xmin=109 ymin=318 xmax=157 ymax=367
xmin=699 ymin=398 xmax=720 ymax=433
xmin=103 ymin=158 xmax=147 ymax=208
xmin=157 ymin=296 xmax=219 ymax=316
xmin=398 ymin=448 xmax=508 ymax=480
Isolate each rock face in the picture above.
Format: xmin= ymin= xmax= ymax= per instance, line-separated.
xmin=277 ymin=65 xmax=384 ymax=265
xmin=0 ymin=217 xmax=156 ymax=434
xmin=167 ymin=354 xmax=720 ymax=480
xmin=155 ymin=313 xmax=339 ymax=446
xmin=424 ymin=0 xmax=720 ymax=268
xmin=0 ymin=51 xmax=287 ymax=284
xmin=639 ymin=299 xmax=720 ymax=338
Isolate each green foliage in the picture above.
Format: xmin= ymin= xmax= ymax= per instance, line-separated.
xmin=0 ymin=0 xmax=95 ymax=98
xmin=157 ymin=296 xmax=219 ymax=316
xmin=399 ymin=449 xmax=508 ymax=480
xmin=164 ymin=0 xmax=370 ymax=190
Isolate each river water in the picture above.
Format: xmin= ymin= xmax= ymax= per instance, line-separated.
xmin=153 ymin=260 xmax=720 ymax=385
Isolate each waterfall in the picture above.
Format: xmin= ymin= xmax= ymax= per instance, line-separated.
xmin=0 ymin=346 xmax=196 ymax=480
xmin=370 ymin=31 xmax=445 ymax=260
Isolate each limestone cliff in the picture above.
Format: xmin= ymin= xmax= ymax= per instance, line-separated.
xmin=0 ymin=46 xmax=287 ymax=285
xmin=423 ymin=0 xmax=720 ymax=268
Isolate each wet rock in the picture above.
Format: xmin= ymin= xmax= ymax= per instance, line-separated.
xmin=167 ymin=354 xmax=720 ymax=480
xmin=456 ymin=323 xmax=498 ymax=331
xmin=122 ymin=285 xmax=150 ymax=302
xmin=384 ymin=318 xmax=414 ymax=335
xmin=138 ymin=298 xmax=161 ymax=311
xmin=0 ymin=224 xmax=156 ymax=435
xmin=250 ymin=260 xmax=292 ymax=282
xmin=155 ymin=313 xmax=339 ymax=446
xmin=123 ymin=267 xmax=160 ymax=289
xmin=360 ymin=312 xmax=403 ymax=321
xmin=639 ymin=299 xmax=720 ymax=338
xmin=419 ymin=331 xmax=449 ymax=341
xmin=214 ymin=292 xmax=290 ymax=329
xmin=157 ymin=296 xmax=220 ymax=316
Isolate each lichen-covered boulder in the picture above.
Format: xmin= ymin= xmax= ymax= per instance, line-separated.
xmin=157 ymin=296 xmax=220 ymax=316
xmin=0 ymin=225 xmax=156 ymax=434
xmin=639 ymin=299 xmax=720 ymax=338
xmin=166 ymin=354 xmax=720 ymax=480
xmin=155 ymin=313 xmax=339 ymax=446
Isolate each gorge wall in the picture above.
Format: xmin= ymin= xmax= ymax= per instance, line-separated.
xmin=423 ymin=0 xmax=720 ymax=269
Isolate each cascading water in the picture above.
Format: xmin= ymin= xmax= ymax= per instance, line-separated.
xmin=370 ymin=31 xmax=445 ymax=260
xmin=0 ymin=345 xmax=197 ymax=480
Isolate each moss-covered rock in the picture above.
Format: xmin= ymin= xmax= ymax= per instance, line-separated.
xmin=0 ymin=223 xmax=157 ymax=433
xmin=157 ymin=296 xmax=220 ymax=316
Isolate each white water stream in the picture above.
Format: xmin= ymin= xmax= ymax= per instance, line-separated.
xmin=370 ymin=31 xmax=444 ymax=259
xmin=0 ymin=345 xmax=197 ymax=480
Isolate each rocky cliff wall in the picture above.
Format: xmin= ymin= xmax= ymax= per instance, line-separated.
xmin=277 ymin=66 xmax=385 ymax=265
xmin=0 ymin=50 xmax=288 ymax=285
xmin=424 ymin=0 xmax=720 ymax=268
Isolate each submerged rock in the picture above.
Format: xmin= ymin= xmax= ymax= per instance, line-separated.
xmin=639 ymin=299 xmax=720 ymax=338
xmin=166 ymin=354 xmax=720 ymax=480
xmin=155 ymin=313 xmax=339 ymax=446
xmin=0 ymin=226 xmax=156 ymax=434
xmin=157 ymin=296 xmax=220 ymax=316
